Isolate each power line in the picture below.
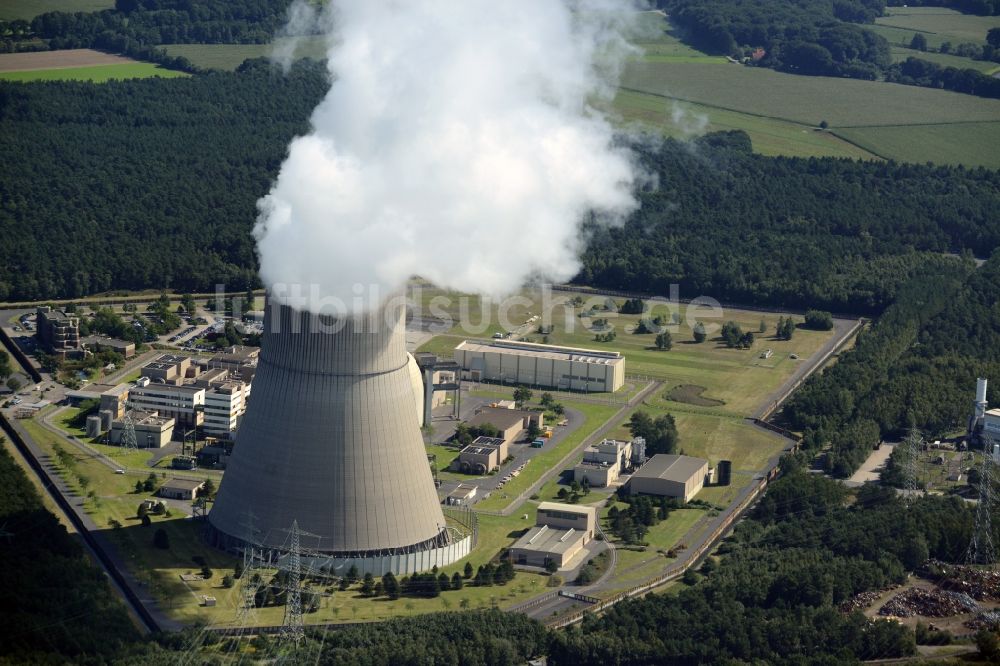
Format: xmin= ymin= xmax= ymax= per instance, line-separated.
xmin=966 ymin=433 xmax=997 ymax=567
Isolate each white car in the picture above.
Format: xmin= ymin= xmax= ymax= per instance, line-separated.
xmin=114 ymin=469 xmax=126 ymax=475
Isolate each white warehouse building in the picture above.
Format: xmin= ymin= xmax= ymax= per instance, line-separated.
xmin=453 ymin=339 xmax=624 ymax=392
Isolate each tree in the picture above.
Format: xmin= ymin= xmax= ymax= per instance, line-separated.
xmin=346 ymin=564 xmax=359 ymax=584
xmin=910 ymin=33 xmax=928 ymax=51
xmin=759 ymin=319 xmax=767 ymax=333
xmin=382 ymin=572 xmax=400 ymax=599
xmin=464 ymin=561 xmax=474 ymax=579
xmin=134 ymin=480 xmax=144 ymax=494
xmin=776 ymin=316 xmax=795 ymax=340
xmin=181 ymin=293 xmax=196 ymax=314
xmin=655 ymin=331 xmax=672 ymax=351
xmin=451 ymin=571 xmax=463 ymax=590
xmin=544 ymin=559 xmax=558 ymax=574
xmin=438 ymin=572 xmax=451 ymax=591
xmin=137 ymin=504 xmax=148 ymax=519
xmin=721 ymin=321 xmax=743 ymax=348
xmin=988 ymin=28 xmax=1000 ymax=49
xmin=693 ymin=321 xmax=707 ymax=343
xmin=198 ymin=478 xmax=216 ymax=498
xmin=976 ymin=630 xmax=1000 ymax=662
xmin=360 ymin=572 xmax=375 ymax=596
xmin=527 ymin=420 xmax=541 ymax=440
xmin=0 ymin=351 xmax=11 ymax=380
xmin=628 ymin=410 xmax=679 ymax=455
xmin=513 ymin=386 xmax=532 ymax=408
xmin=153 ymin=528 xmax=169 ymax=549
xmin=804 ymin=309 xmax=834 ymax=331
xmin=7 ymin=377 xmax=21 ymax=393
xmin=200 ymin=565 xmax=213 ymax=580
xmin=540 ymin=392 xmax=554 ymax=408
xmin=819 ymin=119 xmax=829 ymax=129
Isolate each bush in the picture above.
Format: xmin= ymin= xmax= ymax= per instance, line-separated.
xmin=546 ymin=575 xmax=563 ymax=587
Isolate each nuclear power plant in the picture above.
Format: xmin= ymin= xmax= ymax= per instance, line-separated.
xmin=208 ymin=301 xmax=474 ymax=574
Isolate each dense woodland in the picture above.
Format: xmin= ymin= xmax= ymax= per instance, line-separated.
xmin=660 ymin=0 xmax=1000 ymax=98
xmin=0 ymin=59 xmax=327 ymax=300
xmin=581 ymin=131 xmax=1000 ymax=315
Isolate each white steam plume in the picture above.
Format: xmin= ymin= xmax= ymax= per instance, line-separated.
xmin=256 ymin=0 xmax=643 ymax=314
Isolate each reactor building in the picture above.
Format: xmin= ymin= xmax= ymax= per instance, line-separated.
xmin=208 ymin=301 xmax=472 ymax=574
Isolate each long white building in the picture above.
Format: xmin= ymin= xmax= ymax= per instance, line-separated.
xmin=454 ymin=339 xmax=624 ymax=392
xmin=202 ymin=381 xmax=248 ymax=436
xmin=127 ymin=379 xmax=205 ymax=430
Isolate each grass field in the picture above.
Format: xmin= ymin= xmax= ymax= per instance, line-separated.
xmin=160 ymin=37 xmax=328 ymax=71
xmin=889 ymin=46 xmax=1000 ymax=74
xmin=834 ymin=122 xmax=1000 ymax=169
xmin=621 ymin=61 xmax=1000 ymax=128
xmin=0 ymin=63 xmax=188 ymax=82
xmin=0 ymin=0 xmax=112 ymax=20
xmin=874 ymin=6 xmax=1000 ymax=46
xmin=611 ymin=88 xmax=878 ymax=160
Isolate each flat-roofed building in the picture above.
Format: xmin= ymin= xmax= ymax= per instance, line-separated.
xmin=81 ymin=335 xmax=135 ymax=359
xmin=207 ymin=345 xmax=259 ymax=384
xmin=573 ymin=439 xmax=635 ymax=487
xmin=510 ymin=502 xmax=598 ymax=569
xmin=445 ymin=484 xmax=478 ymax=506
xmin=628 ymin=454 xmax=709 ymax=502
xmin=141 ymin=354 xmax=195 ymax=385
xmin=454 ymin=339 xmax=624 ymax=392
xmin=466 ymin=407 xmax=542 ymax=445
xmin=99 ymin=383 xmax=130 ymax=420
xmin=109 ymin=410 xmax=175 ymax=448
xmin=202 ymin=381 xmax=248 ymax=437
xmin=472 ymin=435 xmax=508 ymax=462
xmin=158 ymin=478 xmax=204 ymax=501
xmin=127 ymin=382 xmax=204 ymax=431
xmin=574 ymin=460 xmax=619 ymax=487
xmin=984 ymin=408 xmax=1000 ymax=438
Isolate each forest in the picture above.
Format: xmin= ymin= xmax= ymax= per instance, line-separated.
xmin=548 ymin=468 xmax=980 ymax=664
xmin=3 ymin=62 xmax=1000 ymax=312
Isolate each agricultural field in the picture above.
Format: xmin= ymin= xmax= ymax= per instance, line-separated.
xmin=160 ymin=37 xmax=328 ymax=71
xmin=0 ymin=49 xmax=187 ymax=82
xmin=872 ymin=6 xmax=1000 ymax=47
xmin=610 ymin=88 xmax=878 ymax=160
xmin=834 ymin=122 xmax=1000 ymax=169
xmin=0 ymin=0 xmax=113 ymax=21
xmin=889 ymin=46 xmax=1000 ymax=74
xmin=621 ymin=61 xmax=1000 ymax=128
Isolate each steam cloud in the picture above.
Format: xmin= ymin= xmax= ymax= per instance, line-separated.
xmin=256 ymin=0 xmax=643 ymax=314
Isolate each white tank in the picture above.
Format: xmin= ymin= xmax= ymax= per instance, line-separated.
xmin=977 ymin=377 xmax=988 ymax=404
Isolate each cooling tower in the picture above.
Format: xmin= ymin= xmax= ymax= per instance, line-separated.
xmin=208 ymin=301 xmax=470 ymax=574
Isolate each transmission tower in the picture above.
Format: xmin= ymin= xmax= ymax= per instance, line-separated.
xmin=279 ymin=520 xmax=305 ymax=643
xmin=901 ymin=429 xmax=923 ymax=503
xmin=120 ymin=409 xmax=139 ymax=459
xmin=234 ymin=511 xmax=265 ymax=630
xmin=966 ymin=433 xmax=997 ymax=567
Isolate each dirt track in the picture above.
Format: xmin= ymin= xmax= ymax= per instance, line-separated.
xmin=0 ymin=49 xmax=136 ymax=72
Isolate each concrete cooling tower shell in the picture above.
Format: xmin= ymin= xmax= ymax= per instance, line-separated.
xmin=208 ymin=302 xmax=470 ymax=574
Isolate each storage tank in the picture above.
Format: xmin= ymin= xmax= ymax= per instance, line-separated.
xmin=717 ymin=460 xmax=732 ymax=487
xmin=85 ymin=415 xmax=102 ymax=438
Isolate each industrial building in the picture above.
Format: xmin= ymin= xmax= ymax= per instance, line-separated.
xmin=454 ymin=339 xmax=625 ymax=392
xmin=465 ymin=406 xmax=542 ymax=445
xmin=128 ymin=379 xmax=205 ymax=431
xmin=207 ymin=345 xmax=259 ymax=384
xmin=159 ymin=478 xmax=205 ymax=501
xmin=141 ymin=354 xmax=197 ymax=385
xmin=573 ymin=438 xmax=646 ymax=488
xmin=445 ymin=484 xmax=478 ymax=506
xmin=35 ymin=306 xmax=80 ymax=356
xmin=108 ymin=411 xmax=175 ymax=448
xmin=510 ymin=502 xmax=597 ymax=569
xmin=454 ymin=436 xmax=509 ymax=474
xmin=628 ymin=454 xmax=709 ymax=502
xmin=209 ymin=302 xmax=472 ymax=575
xmin=200 ymin=380 xmax=248 ymax=437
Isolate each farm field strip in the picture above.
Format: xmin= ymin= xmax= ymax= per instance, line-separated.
xmin=889 ymin=46 xmax=1000 ymax=74
xmin=160 ymin=37 xmax=328 ymax=71
xmin=620 ymin=62 xmax=1000 ymax=128
xmin=875 ymin=7 xmax=1000 ymax=45
xmin=0 ymin=0 xmax=112 ymax=21
xmin=833 ymin=121 xmax=1000 ymax=169
xmin=611 ymin=89 xmax=878 ymax=160
xmin=0 ymin=48 xmax=139 ymax=72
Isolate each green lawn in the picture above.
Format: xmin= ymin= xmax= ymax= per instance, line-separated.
xmin=160 ymin=37 xmax=328 ymax=71
xmin=834 ymin=122 xmax=1000 ymax=169
xmin=611 ymin=88 xmax=877 ymax=161
xmin=626 ymin=10 xmax=714 ymax=59
xmin=0 ymin=0 xmax=113 ymax=20
xmin=0 ymin=63 xmax=189 ymax=82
